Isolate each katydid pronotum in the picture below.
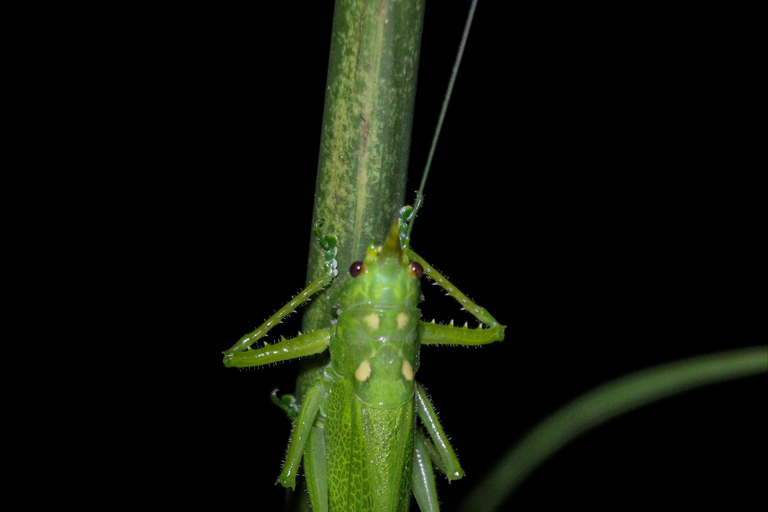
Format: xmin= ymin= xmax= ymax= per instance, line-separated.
xmin=222 ymin=1 xmax=503 ymax=510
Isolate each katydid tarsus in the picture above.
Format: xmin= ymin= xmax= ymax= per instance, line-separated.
xmin=222 ymin=1 xmax=503 ymax=510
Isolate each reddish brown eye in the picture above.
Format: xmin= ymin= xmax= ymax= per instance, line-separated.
xmin=409 ymin=261 xmax=423 ymax=279
xmin=350 ymin=261 xmax=365 ymax=277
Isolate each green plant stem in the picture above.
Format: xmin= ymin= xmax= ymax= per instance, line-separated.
xmin=297 ymin=0 xmax=426 ymax=407
xmin=288 ymin=0 xmax=427 ymax=509
xmin=459 ymin=346 xmax=768 ymax=512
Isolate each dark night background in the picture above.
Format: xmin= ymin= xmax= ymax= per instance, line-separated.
xmin=95 ymin=2 xmax=764 ymax=510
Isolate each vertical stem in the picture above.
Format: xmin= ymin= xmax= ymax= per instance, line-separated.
xmin=305 ymin=0 xmax=426 ymax=324
xmin=298 ymin=0 xmax=426 ymax=387
xmin=291 ymin=0 xmax=426 ymax=509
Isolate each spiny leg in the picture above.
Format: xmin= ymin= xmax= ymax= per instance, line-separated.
xmin=418 ymin=320 xmax=500 ymax=347
xmin=408 ymin=250 xmax=505 ymax=345
xmin=408 ymin=249 xmax=500 ymax=328
xmin=222 ymin=220 xmax=338 ymax=365
xmin=415 ymin=383 xmax=464 ymax=482
xmin=222 ymin=273 xmax=333 ymax=355
xmin=223 ymin=327 xmax=333 ymax=368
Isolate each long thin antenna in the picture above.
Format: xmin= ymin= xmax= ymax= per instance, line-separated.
xmin=406 ymin=0 xmax=479 ymax=241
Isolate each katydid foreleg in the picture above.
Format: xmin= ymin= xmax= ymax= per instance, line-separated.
xmin=409 ymin=250 xmax=505 ymax=346
xmin=223 ymin=327 xmax=333 ymax=368
xmin=222 ymin=221 xmax=338 ymax=367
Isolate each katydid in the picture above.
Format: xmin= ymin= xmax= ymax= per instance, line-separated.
xmin=222 ymin=1 xmax=502 ymax=510
xmin=223 ymin=210 xmax=504 ymax=512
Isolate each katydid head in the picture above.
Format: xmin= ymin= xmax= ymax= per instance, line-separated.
xmin=338 ymin=220 xmax=423 ymax=311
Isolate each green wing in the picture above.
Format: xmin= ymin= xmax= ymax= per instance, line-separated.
xmin=326 ymin=378 xmax=414 ymax=512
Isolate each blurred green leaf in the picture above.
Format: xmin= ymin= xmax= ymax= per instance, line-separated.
xmin=460 ymin=346 xmax=768 ymax=512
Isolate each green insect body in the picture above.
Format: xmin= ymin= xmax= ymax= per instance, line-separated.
xmin=223 ymin=210 xmax=504 ymax=512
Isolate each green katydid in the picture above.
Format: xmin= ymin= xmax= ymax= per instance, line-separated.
xmin=222 ymin=1 xmax=502 ymax=510
xmin=223 ymin=212 xmax=504 ymax=512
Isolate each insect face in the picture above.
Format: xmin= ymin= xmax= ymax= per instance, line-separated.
xmin=338 ymin=220 xmax=423 ymax=312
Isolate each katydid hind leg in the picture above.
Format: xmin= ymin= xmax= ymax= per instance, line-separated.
xmin=303 ymin=426 xmax=328 ymax=512
xmin=412 ymin=429 xmax=440 ymax=512
xmin=418 ymin=430 xmax=452 ymax=479
xmin=277 ymin=380 xmax=327 ymax=490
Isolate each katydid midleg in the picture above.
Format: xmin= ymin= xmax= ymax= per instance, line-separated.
xmin=223 ymin=209 xmax=504 ymax=512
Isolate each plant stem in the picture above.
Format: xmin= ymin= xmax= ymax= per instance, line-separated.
xmin=289 ymin=0 xmax=427 ymax=509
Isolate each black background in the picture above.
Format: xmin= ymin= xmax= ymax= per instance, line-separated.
xmin=94 ymin=2 xmax=765 ymax=511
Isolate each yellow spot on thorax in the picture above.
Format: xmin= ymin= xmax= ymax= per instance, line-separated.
xmin=355 ymin=360 xmax=372 ymax=381
xmin=364 ymin=314 xmax=380 ymax=330
xmin=401 ymin=359 xmax=414 ymax=381
xmin=396 ymin=312 xmax=409 ymax=329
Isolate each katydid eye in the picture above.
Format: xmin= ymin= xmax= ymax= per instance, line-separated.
xmin=350 ymin=261 xmax=365 ymax=277
xmin=409 ymin=261 xmax=424 ymax=279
